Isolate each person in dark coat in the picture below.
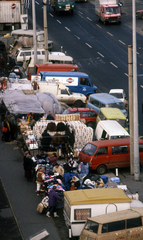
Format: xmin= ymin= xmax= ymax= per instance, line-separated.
xmin=40 ymin=129 xmax=52 ymax=151
xmin=2 ymin=118 xmax=11 ymax=142
xmin=46 ymin=111 xmax=54 ymax=120
xmin=23 ymin=151 xmax=33 ymax=182
xmin=46 ymin=186 xmax=62 ymax=218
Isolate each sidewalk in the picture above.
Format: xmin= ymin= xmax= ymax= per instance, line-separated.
xmin=1 ymin=133 xmax=143 ymax=240
xmin=0 ymin=136 xmax=62 ymax=240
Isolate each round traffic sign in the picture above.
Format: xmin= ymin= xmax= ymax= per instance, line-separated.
xmin=12 ymin=3 xmax=16 ymax=9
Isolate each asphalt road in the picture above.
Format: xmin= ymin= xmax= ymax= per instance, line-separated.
xmin=26 ymin=0 xmax=143 ymax=135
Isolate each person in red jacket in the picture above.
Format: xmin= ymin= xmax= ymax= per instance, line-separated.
xmin=46 ymin=186 xmax=62 ymax=218
xmin=48 ymin=153 xmax=57 ymax=164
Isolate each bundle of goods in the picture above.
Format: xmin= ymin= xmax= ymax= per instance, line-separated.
xmin=32 ymin=120 xmax=93 ymax=156
xmin=55 ymin=113 xmax=80 ymax=122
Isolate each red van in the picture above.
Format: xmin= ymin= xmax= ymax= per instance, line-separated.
xmin=79 ymin=138 xmax=143 ymax=175
xmin=27 ymin=63 xmax=80 ymax=80
xmin=62 ymin=108 xmax=98 ymax=128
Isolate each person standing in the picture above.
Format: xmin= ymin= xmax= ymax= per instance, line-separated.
xmin=46 ymin=111 xmax=54 ymax=120
xmin=46 ymin=186 xmax=62 ymax=218
xmin=49 ymin=153 xmax=57 ymax=164
xmin=36 ymin=167 xmax=45 ymax=196
xmin=23 ymin=151 xmax=33 ymax=182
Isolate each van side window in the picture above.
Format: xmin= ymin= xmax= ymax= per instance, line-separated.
xmin=139 ymin=144 xmax=143 ymax=152
xmin=102 ymin=220 xmax=125 ymax=233
xmin=127 ymin=217 xmax=142 ymax=229
xmin=112 ymin=146 xmax=128 ymax=154
xmin=84 ymin=220 xmax=99 ymax=233
xmin=90 ymin=98 xmax=95 ymax=105
xmin=80 ymin=78 xmax=86 ymax=85
xmin=96 ymin=147 xmax=108 ymax=155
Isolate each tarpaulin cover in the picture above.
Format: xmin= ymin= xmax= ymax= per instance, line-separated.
xmin=36 ymin=92 xmax=63 ymax=114
xmin=2 ymin=90 xmax=45 ymax=114
xmin=64 ymin=188 xmax=131 ymax=205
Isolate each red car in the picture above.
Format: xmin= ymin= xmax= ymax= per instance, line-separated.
xmin=62 ymin=108 xmax=98 ymax=128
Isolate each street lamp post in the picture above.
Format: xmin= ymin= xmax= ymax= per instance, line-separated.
xmin=132 ymin=0 xmax=140 ymax=181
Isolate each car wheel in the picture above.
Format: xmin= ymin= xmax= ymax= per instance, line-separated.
xmin=97 ymin=165 xmax=107 ymax=175
xmin=86 ymin=122 xmax=94 ymax=129
xmin=74 ymin=100 xmax=83 ymax=107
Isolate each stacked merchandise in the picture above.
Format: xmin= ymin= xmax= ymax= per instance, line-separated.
xmin=32 ymin=120 xmax=93 ymax=156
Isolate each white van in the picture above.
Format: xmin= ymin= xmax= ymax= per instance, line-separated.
xmin=95 ymin=120 xmax=130 ymax=140
xmin=16 ymin=48 xmax=73 ymax=65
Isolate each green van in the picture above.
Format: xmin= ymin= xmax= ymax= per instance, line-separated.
xmin=96 ymin=107 xmax=128 ymax=132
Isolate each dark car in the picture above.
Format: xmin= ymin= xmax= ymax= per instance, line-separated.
xmin=136 ymin=10 xmax=143 ymax=19
xmin=62 ymin=107 xmax=98 ymax=128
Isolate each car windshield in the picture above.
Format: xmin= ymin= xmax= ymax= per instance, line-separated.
xmin=62 ymin=109 xmax=71 ymax=114
xmin=82 ymin=143 xmax=97 ymax=156
xmin=106 ymin=102 xmax=124 ymax=110
xmin=110 ymin=93 xmax=123 ymax=99
xmin=105 ymin=7 xmax=119 ymax=14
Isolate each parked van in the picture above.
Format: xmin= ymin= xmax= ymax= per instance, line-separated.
xmin=15 ymin=48 xmax=73 ymax=65
xmin=96 ymin=107 xmax=128 ymax=132
xmin=11 ymin=29 xmax=53 ymax=50
xmin=64 ymin=188 xmax=131 ymax=238
xmin=86 ymin=93 xmax=127 ymax=117
xmin=27 ymin=63 xmax=80 ymax=80
xmin=95 ymin=120 xmax=129 ymax=140
xmin=78 ymin=138 xmax=143 ymax=174
xmin=80 ymin=207 xmax=143 ymax=240
xmin=36 ymin=71 xmax=98 ymax=97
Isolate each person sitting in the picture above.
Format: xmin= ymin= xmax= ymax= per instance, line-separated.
xmin=53 ymin=163 xmax=64 ymax=179
xmin=49 ymin=153 xmax=57 ymax=164
xmin=69 ymin=176 xmax=80 ymax=190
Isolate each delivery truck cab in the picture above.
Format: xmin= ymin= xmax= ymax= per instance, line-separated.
xmin=63 ymin=188 xmax=131 ymax=238
xmin=36 ymin=71 xmax=98 ymax=97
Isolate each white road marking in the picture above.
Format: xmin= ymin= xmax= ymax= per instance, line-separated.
xmin=110 ymin=62 xmax=118 ymax=68
xmin=35 ymin=1 xmax=39 ymax=4
xmin=97 ymin=52 xmax=104 ymax=58
xmin=49 ymin=13 xmax=54 ymax=17
xmin=85 ymin=43 xmax=92 ymax=48
xmin=57 ymin=20 xmax=61 ymax=24
xmin=65 ymin=27 xmax=71 ymax=32
xmin=78 ymin=11 xmax=83 ymax=14
xmin=107 ymin=32 xmax=113 ymax=36
xmin=75 ymin=35 xmax=80 ymax=40
xmin=125 ymin=73 xmax=128 ymax=77
xmin=118 ymin=40 xmax=126 ymax=45
xmin=96 ymin=24 xmax=102 ymax=28
xmin=87 ymin=17 xmax=92 ymax=21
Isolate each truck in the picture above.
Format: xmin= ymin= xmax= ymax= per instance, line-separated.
xmin=34 ymin=71 xmax=98 ymax=97
xmin=49 ymin=0 xmax=75 ymax=14
xmin=95 ymin=0 xmax=121 ymax=25
xmin=27 ymin=63 xmax=80 ymax=80
xmin=0 ymin=0 xmax=21 ymax=31
xmin=63 ymin=188 xmax=132 ymax=238
xmin=33 ymin=82 xmax=86 ymax=107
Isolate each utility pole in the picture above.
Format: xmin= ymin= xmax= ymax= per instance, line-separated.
xmin=43 ymin=0 xmax=49 ymax=62
xmin=32 ymin=0 xmax=37 ymax=64
xmin=128 ymin=45 xmax=134 ymax=175
xmin=132 ymin=0 xmax=140 ymax=180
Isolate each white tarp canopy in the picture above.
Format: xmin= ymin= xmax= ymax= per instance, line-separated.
xmin=36 ymin=92 xmax=63 ymax=115
xmin=2 ymin=90 xmax=63 ymax=115
xmin=2 ymin=90 xmax=45 ymax=114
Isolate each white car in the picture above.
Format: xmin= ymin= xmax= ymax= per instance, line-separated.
xmin=109 ymin=89 xmax=129 ymax=114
